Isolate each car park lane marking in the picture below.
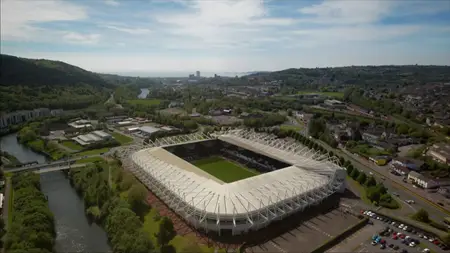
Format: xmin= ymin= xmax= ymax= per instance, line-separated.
xmin=304 ymin=221 xmax=332 ymax=238
xmin=268 ymin=241 xmax=288 ymax=253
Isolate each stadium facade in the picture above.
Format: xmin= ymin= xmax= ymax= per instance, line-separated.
xmin=127 ymin=129 xmax=346 ymax=235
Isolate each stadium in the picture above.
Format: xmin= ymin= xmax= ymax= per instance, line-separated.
xmin=127 ymin=129 xmax=346 ymax=236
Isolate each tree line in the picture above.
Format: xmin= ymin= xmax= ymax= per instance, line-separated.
xmin=6 ymin=173 xmax=55 ymax=253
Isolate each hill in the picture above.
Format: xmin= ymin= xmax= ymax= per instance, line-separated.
xmin=0 ymin=54 xmax=112 ymax=112
xmin=98 ymin=73 xmax=162 ymax=88
xmin=0 ymin=54 xmax=112 ymax=88
xmin=244 ymin=65 xmax=450 ymax=90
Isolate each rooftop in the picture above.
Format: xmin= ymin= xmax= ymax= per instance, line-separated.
xmin=139 ymin=126 xmax=160 ymax=134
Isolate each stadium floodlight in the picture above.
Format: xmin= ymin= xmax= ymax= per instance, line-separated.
xmin=126 ymin=130 xmax=346 ymax=236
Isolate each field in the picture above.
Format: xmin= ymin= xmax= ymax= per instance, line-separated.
xmin=111 ymin=132 xmax=133 ymax=145
xmin=75 ymin=147 xmax=110 ymax=156
xmin=297 ymin=91 xmax=344 ymax=99
xmin=192 ymin=156 xmax=259 ymax=183
xmin=127 ymin=99 xmax=161 ymax=106
xmin=61 ymin=140 xmax=83 ymax=151
xmin=75 ymin=157 xmax=104 ymax=164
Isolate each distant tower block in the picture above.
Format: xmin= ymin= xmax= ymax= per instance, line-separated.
xmin=196 ymin=71 xmax=200 ymax=77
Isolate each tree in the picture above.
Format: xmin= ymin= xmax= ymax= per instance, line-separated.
xmin=350 ymin=169 xmax=360 ymax=180
xmin=412 ymin=209 xmax=430 ymax=223
xmin=356 ymin=172 xmax=367 ymax=185
xmin=365 ymin=176 xmax=377 ymax=187
xmin=156 ymin=217 xmax=176 ymax=247
xmin=346 ymin=165 xmax=354 ymax=175
xmin=127 ymin=184 xmax=148 ymax=212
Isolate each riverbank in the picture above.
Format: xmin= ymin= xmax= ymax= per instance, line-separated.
xmin=5 ymin=173 xmax=56 ymax=252
xmin=68 ymin=159 xmax=218 ymax=253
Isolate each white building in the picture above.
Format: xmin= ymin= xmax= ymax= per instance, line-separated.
xmin=72 ymin=130 xmax=112 ymax=146
xmin=68 ymin=119 xmax=92 ymax=129
xmin=407 ymin=171 xmax=437 ymax=189
xmin=0 ymin=108 xmax=52 ymax=128
xmin=139 ymin=126 xmax=161 ymax=136
xmin=130 ymin=130 xmax=345 ymax=235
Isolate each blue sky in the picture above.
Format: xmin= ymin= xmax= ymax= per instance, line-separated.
xmin=2 ymin=0 xmax=450 ymax=75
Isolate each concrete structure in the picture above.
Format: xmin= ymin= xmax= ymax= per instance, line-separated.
xmin=0 ymin=108 xmax=52 ymax=128
xmin=429 ymin=143 xmax=450 ymax=164
xmin=392 ymin=157 xmax=424 ymax=171
xmin=324 ymin=99 xmax=346 ymax=109
xmin=408 ymin=171 xmax=436 ymax=189
xmin=72 ymin=130 xmax=111 ymax=146
xmin=68 ymin=119 xmax=92 ymax=129
xmin=196 ymin=71 xmax=200 ymax=78
xmin=391 ymin=164 xmax=410 ymax=176
xmin=139 ymin=126 xmax=161 ymax=136
xmin=127 ymin=127 xmax=140 ymax=133
xmin=117 ymin=121 xmax=133 ymax=126
xmin=50 ymin=109 xmax=64 ymax=116
xmin=129 ymin=129 xmax=346 ymax=235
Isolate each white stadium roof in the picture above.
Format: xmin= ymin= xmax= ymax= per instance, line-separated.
xmin=133 ymin=147 xmax=329 ymax=216
xmin=129 ymin=130 xmax=346 ymax=234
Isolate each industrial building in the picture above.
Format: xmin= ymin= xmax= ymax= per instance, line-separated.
xmin=138 ymin=126 xmax=161 ymax=136
xmin=72 ymin=130 xmax=112 ymax=146
xmin=429 ymin=143 xmax=450 ymax=165
xmin=129 ymin=129 xmax=346 ymax=235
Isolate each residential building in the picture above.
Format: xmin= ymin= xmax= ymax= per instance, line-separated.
xmin=408 ymin=171 xmax=437 ymax=189
xmin=50 ymin=109 xmax=64 ymax=116
xmin=196 ymin=71 xmax=200 ymax=78
xmin=0 ymin=108 xmax=52 ymax=128
xmin=362 ymin=132 xmax=380 ymax=144
xmin=392 ymin=157 xmax=424 ymax=171
xmin=391 ymin=164 xmax=410 ymax=176
xmin=429 ymin=143 xmax=450 ymax=164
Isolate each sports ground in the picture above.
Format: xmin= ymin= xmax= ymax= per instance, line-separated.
xmin=192 ymin=156 xmax=260 ymax=183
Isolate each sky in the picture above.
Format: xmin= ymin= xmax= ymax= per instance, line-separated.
xmin=2 ymin=0 xmax=450 ymax=76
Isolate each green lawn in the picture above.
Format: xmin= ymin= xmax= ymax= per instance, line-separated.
xmin=192 ymin=156 xmax=259 ymax=183
xmin=61 ymin=140 xmax=83 ymax=151
xmin=349 ymin=144 xmax=392 ymax=157
xmin=127 ymin=99 xmax=161 ymax=106
xmin=75 ymin=157 xmax=104 ymax=164
xmin=75 ymin=147 xmax=110 ymax=156
xmin=297 ymin=91 xmax=344 ymax=99
xmin=111 ymin=132 xmax=133 ymax=145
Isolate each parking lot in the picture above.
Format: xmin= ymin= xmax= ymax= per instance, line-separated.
xmin=355 ymin=211 xmax=446 ymax=253
xmin=246 ymin=206 xmax=360 ymax=253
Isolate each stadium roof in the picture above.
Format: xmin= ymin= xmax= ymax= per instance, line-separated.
xmin=132 ymin=133 xmax=340 ymax=217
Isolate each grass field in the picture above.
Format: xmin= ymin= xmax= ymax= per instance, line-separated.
xmin=61 ymin=140 xmax=83 ymax=151
xmin=127 ymin=99 xmax=161 ymax=106
xmin=111 ymin=132 xmax=133 ymax=145
xmin=75 ymin=147 xmax=110 ymax=157
xmin=192 ymin=156 xmax=259 ymax=183
xmin=75 ymin=157 xmax=104 ymax=164
xmin=297 ymin=91 xmax=344 ymax=99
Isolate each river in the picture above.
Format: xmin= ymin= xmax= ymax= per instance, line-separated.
xmin=0 ymin=133 xmax=112 ymax=253
xmin=138 ymin=88 xmax=149 ymax=99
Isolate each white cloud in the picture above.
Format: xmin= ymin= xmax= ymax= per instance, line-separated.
xmin=103 ymin=25 xmax=151 ymax=35
xmin=154 ymin=0 xmax=294 ymax=47
xmin=104 ymin=0 xmax=120 ymax=6
xmin=298 ymin=0 xmax=393 ymax=24
xmin=1 ymin=0 xmax=87 ymax=40
xmin=63 ymin=32 xmax=101 ymax=45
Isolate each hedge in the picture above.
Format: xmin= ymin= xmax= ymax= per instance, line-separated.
xmin=309 ymin=217 xmax=369 ymax=253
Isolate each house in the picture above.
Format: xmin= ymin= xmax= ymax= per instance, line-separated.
xmin=407 ymin=171 xmax=437 ymax=189
xmin=362 ymin=132 xmax=380 ymax=144
xmin=429 ymin=143 xmax=450 ymax=164
xmin=391 ymin=164 xmax=410 ymax=176
xmin=392 ymin=157 xmax=424 ymax=171
xmin=68 ymin=119 xmax=92 ymax=129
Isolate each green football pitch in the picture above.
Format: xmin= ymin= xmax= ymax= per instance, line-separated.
xmin=192 ymin=156 xmax=260 ymax=183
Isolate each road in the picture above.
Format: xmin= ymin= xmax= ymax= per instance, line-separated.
xmin=309 ymin=138 xmax=448 ymax=223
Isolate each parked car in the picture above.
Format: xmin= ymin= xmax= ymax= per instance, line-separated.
xmin=380 ymin=244 xmax=386 ymax=249
xmin=371 ymin=241 xmax=377 ymax=246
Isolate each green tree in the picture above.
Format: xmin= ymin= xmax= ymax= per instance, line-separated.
xmin=412 ymin=209 xmax=430 ymax=223
xmin=127 ymin=183 xmax=148 ymax=212
xmin=350 ymin=169 xmax=360 ymax=180
xmin=356 ymin=172 xmax=367 ymax=185
xmin=365 ymin=176 xmax=377 ymax=187
xmin=156 ymin=217 xmax=176 ymax=247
